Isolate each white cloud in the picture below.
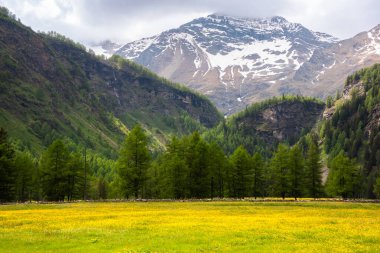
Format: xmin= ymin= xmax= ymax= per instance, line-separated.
xmin=0 ymin=0 xmax=379 ymax=44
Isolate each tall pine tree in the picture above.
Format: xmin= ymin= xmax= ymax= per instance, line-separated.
xmin=118 ymin=124 xmax=151 ymax=199
xmin=229 ymin=145 xmax=251 ymax=198
xmin=270 ymin=144 xmax=290 ymax=199
xmin=305 ymin=141 xmax=323 ymax=198
xmin=0 ymin=128 xmax=15 ymax=202
xmin=251 ymin=152 xmax=264 ymax=199
xmin=40 ymin=140 xmax=70 ymax=201
xmin=289 ymin=145 xmax=304 ymax=200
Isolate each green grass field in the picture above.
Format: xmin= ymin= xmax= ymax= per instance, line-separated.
xmin=0 ymin=201 xmax=379 ymax=252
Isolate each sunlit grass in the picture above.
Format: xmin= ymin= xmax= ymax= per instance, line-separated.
xmin=0 ymin=201 xmax=379 ymax=252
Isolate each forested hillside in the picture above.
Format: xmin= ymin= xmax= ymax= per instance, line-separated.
xmin=0 ymin=8 xmax=221 ymax=158
xmin=321 ymin=64 xmax=380 ymax=198
xmin=204 ymin=96 xmax=324 ymax=156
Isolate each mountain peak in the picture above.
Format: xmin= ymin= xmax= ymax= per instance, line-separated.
xmin=116 ymin=14 xmax=338 ymax=114
xmin=206 ymin=13 xmax=289 ymax=23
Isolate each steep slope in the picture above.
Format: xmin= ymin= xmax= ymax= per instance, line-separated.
xmin=292 ymin=24 xmax=380 ymax=99
xmin=0 ymin=12 xmax=221 ymax=156
xmin=204 ymin=96 xmax=324 ymax=155
xmin=116 ymin=14 xmax=336 ymax=114
xmin=320 ymin=64 xmax=380 ymax=198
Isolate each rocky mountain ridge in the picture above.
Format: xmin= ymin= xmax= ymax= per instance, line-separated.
xmin=111 ymin=14 xmax=380 ymax=115
xmin=115 ymin=14 xmax=337 ymax=114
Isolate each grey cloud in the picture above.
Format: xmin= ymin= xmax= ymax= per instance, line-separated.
xmin=1 ymin=0 xmax=380 ymax=44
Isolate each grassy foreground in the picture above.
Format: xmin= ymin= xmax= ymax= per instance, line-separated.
xmin=0 ymin=201 xmax=379 ymax=252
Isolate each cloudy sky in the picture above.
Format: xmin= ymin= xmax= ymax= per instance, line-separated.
xmin=1 ymin=0 xmax=380 ymax=45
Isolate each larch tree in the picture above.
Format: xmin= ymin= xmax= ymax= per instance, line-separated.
xmin=289 ymin=145 xmax=305 ymax=200
xmin=270 ymin=144 xmax=290 ymax=200
xmin=0 ymin=128 xmax=15 ymax=202
xmin=40 ymin=139 xmax=70 ymax=201
xmin=229 ymin=145 xmax=251 ymax=198
xmin=305 ymin=141 xmax=323 ymax=199
xmin=118 ymin=124 xmax=151 ymax=199
xmin=326 ymin=152 xmax=359 ymax=199
xmin=251 ymin=152 xmax=264 ymax=199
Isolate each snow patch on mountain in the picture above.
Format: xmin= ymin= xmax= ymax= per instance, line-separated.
xmin=367 ymin=31 xmax=380 ymax=54
xmin=115 ymin=14 xmax=338 ymax=114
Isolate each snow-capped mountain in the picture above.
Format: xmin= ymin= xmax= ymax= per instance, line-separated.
xmin=291 ymin=24 xmax=380 ymax=98
xmin=115 ymin=14 xmax=338 ymax=114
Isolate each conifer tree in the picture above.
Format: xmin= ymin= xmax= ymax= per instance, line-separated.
xmin=251 ymin=152 xmax=264 ymax=199
xmin=208 ymin=142 xmax=227 ymax=198
xmin=270 ymin=144 xmax=290 ymax=199
xmin=305 ymin=141 xmax=323 ymax=198
xmin=0 ymin=128 xmax=15 ymax=202
xmin=229 ymin=145 xmax=251 ymax=198
xmin=326 ymin=152 xmax=359 ymax=199
xmin=14 ymin=151 xmax=34 ymax=202
xmin=40 ymin=139 xmax=70 ymax=201
xmin=118 ymin=124 xmax=151 ymax=199
xmin=188 ymin=133 xmax=210 ymax=198
xmin=289 ymin=145 xmax=304 ymax=200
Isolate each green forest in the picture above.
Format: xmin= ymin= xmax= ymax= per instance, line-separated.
xmin=1 ymin=6 xmax=380 ymax=202
xmin=3 ymin=62 xmax=380 ymax=201
xmin=2 ymin=112 xmax=380 ymax=202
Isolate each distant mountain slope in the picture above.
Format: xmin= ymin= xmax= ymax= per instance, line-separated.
xmin=204 ymin=95 xmax=325 ymax=155
xmin=291 ymin=24 xmax=380 ymax=99
xmin=116 ymin=14 xmax=337 ymax=114
xmin=0 ymin=11 xmax=221 ymax=156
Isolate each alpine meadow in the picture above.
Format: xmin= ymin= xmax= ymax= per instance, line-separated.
xmin=1 ymin=2 xmax=380 ymax=253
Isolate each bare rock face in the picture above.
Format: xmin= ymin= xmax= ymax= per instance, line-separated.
xmin=116 ymin=14 xmax=336 ymax=115
xmin=322 ymin=81 xmax=365 ymax=120
xmin=236 ymin=100 xmax=324 ymax=145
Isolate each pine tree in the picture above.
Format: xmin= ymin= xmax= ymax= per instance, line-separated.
xmin=14 ymin=151 xmax=34 ymax=202
xmin=0 ymin=128 xmax=15 ymax=202
xmin=66 ymin=152 xmax=84 ymax=201
xmin=305 ymin=141 xmax=323 ymax=198
xmin=251 ymin=152 xmax=264 ymax=199
xmin=188 ymin=133 xmax=210 ymax=198
xmin=118 ymin=124 xmax=151 ymax=199
xmin=229 ymin=145 xmax=251 ymax=198
xmin=326 ymin=152 xmax=359 ymax=199
xmin=208 ymin=142 xmax=227 ymax=198
xmin=40 ymin=140 xmax=70 ymax=201
xmin=270 ymin=144 xmax=290 ymax=199
xmin=288 ymin=145 xmax=305 ymax=200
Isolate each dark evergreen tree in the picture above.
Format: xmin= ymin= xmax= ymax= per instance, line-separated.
xmin=207 ymin=142 xmax=227 ymax=198
xmin=326 ymin=152 xmax=359 ymax=199
xmin=0 ymin=128 xmax=15 ymax=202
xmin=305 ymin=141 xmax=323 ymax=198
xmin=251 ymin=152 xmax=264 ymax=199
xmin=40 ymin=140 xmax=70 ymax=201
xmin=118 ymin=124 xmax=151 ymax=199
xmin=270 ymin=144 xmax=290 ymax=199
xmin=14 ymin=151 xmax=34 ymax=202
xmin=289 ymin=145 xmax=305 ymax=200
xmin=188 ymin=132 xmax=210 ymax=198
xmin=66 ymin=152 xmax=84 ymax=201
xmin=229 ymin=145 xmax=251 ymax=198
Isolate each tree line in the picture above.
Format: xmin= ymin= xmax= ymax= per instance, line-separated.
xmin=3 ymin=124 xmax=379 ymax=202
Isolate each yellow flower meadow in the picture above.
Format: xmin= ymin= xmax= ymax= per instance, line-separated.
xmin=0 ymin=201 xmax=379 ymax=252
